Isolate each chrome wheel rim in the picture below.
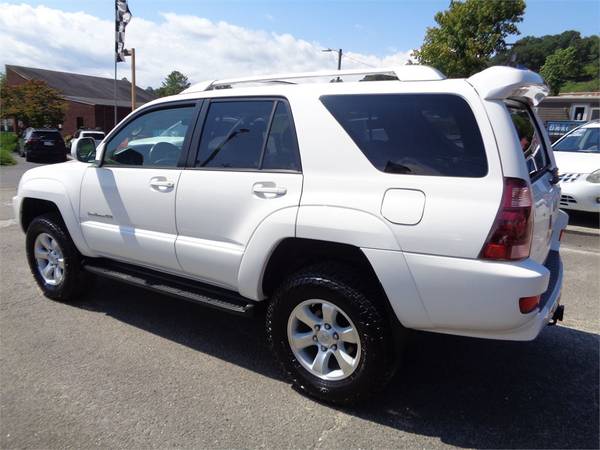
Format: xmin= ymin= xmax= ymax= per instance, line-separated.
xmin=34 ymin=233 xmax=65 ymax=285
xmin=287 ymin=299 xmax=361 ymax=381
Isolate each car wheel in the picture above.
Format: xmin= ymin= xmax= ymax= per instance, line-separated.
xmin=266 ymin=262 xmax=399 ymax=405
xmin=25 ymin=153 xmax=33 ymax=162
xmin=26 ymin=213 xmax=91 ymax=302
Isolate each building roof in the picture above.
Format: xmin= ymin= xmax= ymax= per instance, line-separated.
xmin=543 ymin=91 xmax=600 ymax=102
xmin=6 ymin=65 xmax=155 ymax=107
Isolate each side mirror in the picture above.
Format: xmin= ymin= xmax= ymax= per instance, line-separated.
xmin=72 ymin=137 xmax=96 ymax=162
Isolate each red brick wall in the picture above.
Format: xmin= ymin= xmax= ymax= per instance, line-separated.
xmin=61 ymin=101 xmax=96 ymax=136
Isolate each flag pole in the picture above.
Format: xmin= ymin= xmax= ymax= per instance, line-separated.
xmin=113 ymin=0 xmax=117 ymax=127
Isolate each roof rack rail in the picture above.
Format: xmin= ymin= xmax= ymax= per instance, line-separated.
xmin=182 ymin=65 xmax=445 ymax=94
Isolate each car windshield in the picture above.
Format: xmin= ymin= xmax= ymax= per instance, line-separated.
xmin=82 ymin=132 xmax=105 ymax=140
xmin=553 ymin=127 xmax=600 ymax=153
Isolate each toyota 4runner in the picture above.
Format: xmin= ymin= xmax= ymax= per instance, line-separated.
xmin=14 ymin=65 xmax=568 ymax=404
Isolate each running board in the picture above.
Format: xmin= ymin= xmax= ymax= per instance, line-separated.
xmin=83 ymin=260 xmax=256 ymax=316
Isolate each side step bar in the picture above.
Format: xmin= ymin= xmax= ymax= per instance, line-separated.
xmin=83 ymin=260 xmax=256 ymax=316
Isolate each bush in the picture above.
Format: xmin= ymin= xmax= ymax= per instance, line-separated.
xmin=0 ymin=147 xmax=16 ymax=165
xmin=0 ymin=131 xmax=18 ymax=152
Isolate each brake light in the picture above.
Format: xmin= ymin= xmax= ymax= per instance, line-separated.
xmin=519 ymin=295 xmax=540 ymax=313
xmin=480 ymin=178 xmax=533 ymax=261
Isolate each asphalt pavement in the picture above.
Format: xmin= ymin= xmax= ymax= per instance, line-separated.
xmin=1 ymin=156 xmax=598 ymax=449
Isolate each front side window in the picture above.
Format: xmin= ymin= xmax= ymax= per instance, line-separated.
xmin=195 ymin=100 xmax=300 ymax=171
xmin=553 ymin=127 xmax=600 ymax=153
xmin=320 ymin=94 xmax=488 ymax=177
xmin=104 ymin=106 xmax=195 ymax=167
xmin=507 ymin=103 xmax=550 ymax=178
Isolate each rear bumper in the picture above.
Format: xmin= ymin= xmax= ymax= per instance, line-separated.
xmin=365 ymin=248 xmax=564 ymax=342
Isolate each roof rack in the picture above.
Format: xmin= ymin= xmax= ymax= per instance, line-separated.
xmin=182 ymin=66 xmax=445 ymax=94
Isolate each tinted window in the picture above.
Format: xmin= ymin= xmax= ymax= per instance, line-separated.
xmin=262 ymin=102 xmax=301 ymax=171
xmin=507 ymin=104 xmax=549 ymax=177
xmin=320 ymin=94 xmax=487 ymax=177
xmin=33 ymin=131 xmax=62 ymax=140
xmin=196 ymin=101 xmax=273 ymax=169
xmin=553 ymin=127 xmax=599 ymax=153
xmin=104 ymin=106 xmax=194 ymax=167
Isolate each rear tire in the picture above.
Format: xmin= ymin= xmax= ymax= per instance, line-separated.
xmin=266 ymin=262 xmax=399 ymax=405
xmin=26 ymin=213 xmax=91 ymax=302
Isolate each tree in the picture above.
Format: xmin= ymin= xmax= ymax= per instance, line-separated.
xmin=540 ymin=47 xmax=578 ymax=95
xmin=413 ymin=0 xmax=525 ymax=78
xmin=493 ymin=31 xmax=599 ymax=76
xmin=155 ymin=71 xmax=191 ymax=97
xmin=0 ymin=80 xmax=66 ymax=129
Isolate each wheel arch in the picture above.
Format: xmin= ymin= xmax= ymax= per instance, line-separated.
xmin=17 ymin=178 xmax=93 ymax=256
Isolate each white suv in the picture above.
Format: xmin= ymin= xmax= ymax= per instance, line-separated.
xmin=13 ymin=65 xmax=567 ymax=404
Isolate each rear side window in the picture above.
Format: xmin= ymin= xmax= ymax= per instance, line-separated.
xmin=195 ymin=100 xmax=300 ymax=171
xmin=320 ymin=94 xmax=488 ymax=177
xmin=506 ymin=103 xmax=550 ymax=178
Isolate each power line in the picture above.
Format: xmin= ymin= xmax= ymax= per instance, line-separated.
xmin=342 ymin=53 xmax=377 ymax=68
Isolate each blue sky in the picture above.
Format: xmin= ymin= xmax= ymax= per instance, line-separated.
xmin=1 ymin=1 xmax=597 ymax=86
xmin=17 ymin=0 xmax=600 ymax=57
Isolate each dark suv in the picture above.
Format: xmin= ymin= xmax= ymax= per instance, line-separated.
xmin=20 ymin=129 xmax=67 ymax=162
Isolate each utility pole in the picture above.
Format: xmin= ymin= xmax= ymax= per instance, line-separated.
xmin=322 ymin=48 xmax=343 ymax=70
xmin=125 ymin=48 xmax=136 ymax=111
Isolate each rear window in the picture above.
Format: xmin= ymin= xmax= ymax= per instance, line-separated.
xmin=33 ymin=131 xmax=62 ymax=140
xmin=320 ymin=94 xmax=488 ymax=177
xmin=506 ymin=103 xmax=550 ymax=178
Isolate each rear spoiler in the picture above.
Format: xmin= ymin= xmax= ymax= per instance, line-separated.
xmin=467 ymin=66 xmax=549 ymax=106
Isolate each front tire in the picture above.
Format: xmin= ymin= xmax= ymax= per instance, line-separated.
xmin=26 ymin=213 xmax=90 ymax=302
xmin=266 ymin=262 xmax=398 ymax=405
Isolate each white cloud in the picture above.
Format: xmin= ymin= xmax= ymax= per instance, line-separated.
xmin=0 ymin=3 xmax=412 ymax=88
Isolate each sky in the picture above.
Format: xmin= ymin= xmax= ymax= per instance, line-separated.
xmin=1 ymin=0 xmax=598 ymax=88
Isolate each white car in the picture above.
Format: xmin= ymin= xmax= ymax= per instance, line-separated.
xmin=14 ymin=65 xmax=567 ymax=405
xmin=552 ymin=121 xmax=600 ymax=213
xmin=69 ymin=129 xmax=105 ymax=155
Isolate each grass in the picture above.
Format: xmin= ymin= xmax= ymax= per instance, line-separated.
xmin=0 ymin=131 xmax=18 ymax=165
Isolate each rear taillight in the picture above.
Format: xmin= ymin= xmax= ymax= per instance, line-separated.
xmin=480 ymin=177 xmax=533 ymax=261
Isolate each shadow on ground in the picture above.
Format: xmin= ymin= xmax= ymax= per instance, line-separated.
xmin=78 ymin=278 xmax=599 ymax=449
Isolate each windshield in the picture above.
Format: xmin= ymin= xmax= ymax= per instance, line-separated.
xmin=82 ymin=132 xmax=105 ymax=140
xmin=553 ymin=127 xmax=600 ymax=153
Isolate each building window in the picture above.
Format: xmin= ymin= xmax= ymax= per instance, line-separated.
xmin=591 ymin=108 xmax=600 ymax=121
xmin=76 ymin=117 xmax=84 ymax=129
xmin=572 ymin=105 xmax=587 ymax=121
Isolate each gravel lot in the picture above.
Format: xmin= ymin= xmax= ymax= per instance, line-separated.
xmin=1 ymin=156 xmax=598 ymax=449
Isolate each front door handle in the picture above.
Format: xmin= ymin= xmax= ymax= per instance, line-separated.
xmin=150 ymin=177 xmax=175 ymax=191
xmin=252 ymin=183 xmax=287 ymax=197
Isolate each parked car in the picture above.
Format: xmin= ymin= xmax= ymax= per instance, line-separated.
xmin=69 ymin=129 xmax=105 ymax=151
xmin=19 ymin=128 xmax=67 ymax=162
xmin=552 ymin=120 xmax=600 ymax=213
xmin=13 ymin=65 xmax=567 ymax=405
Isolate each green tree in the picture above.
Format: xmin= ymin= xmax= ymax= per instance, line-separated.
xmin=493 ymin=31 xmax=599 ymax=77
xmin=0 ymin=80 xmax=66 ymax=129
xmin=413 ymin=0 xmax=525 ymax=78
xmin=155 ymin=71 xmax=191 ymax=97
xmin=540 ymin=47 xmax=578 ymax=95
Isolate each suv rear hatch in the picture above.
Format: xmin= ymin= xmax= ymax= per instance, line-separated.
xmin=505 ymin=101 xmax=560 ymax=264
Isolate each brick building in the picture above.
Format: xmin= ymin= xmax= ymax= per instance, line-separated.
xmin=5 ymin=65 xmax=155 ymax=136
